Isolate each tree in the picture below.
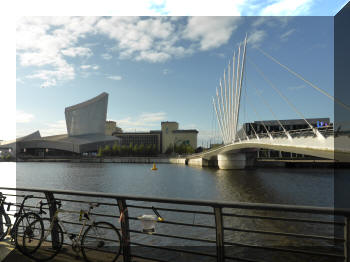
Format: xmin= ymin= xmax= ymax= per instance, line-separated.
xmin=139 ymin=144 xmax=145 ymax=156
xmin=120 ymin=145 xmax=127 ymax=156
xmin=165 ymin=143 xmax=173 ymax=155
xmin=128 ymin=143 xmax=133 ymax=156
xmin=103 ymin=145 xmax=111 ymax=156
xmin=186 ymin=145 xmax=194 ymax=154
xmin=97 ymin=147 xmax=103 ymax=157
xmin=112 ymin=143 xmax=119 ymax=156
xmin=151 ymin=144 xmax=157 ymax=156
xmin=133 ymin=144 xmax=139 ymax=156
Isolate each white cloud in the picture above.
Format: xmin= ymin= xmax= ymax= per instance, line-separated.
xmin=183 ymin=17 xmax=241 ymax=50
xmin=107 ymin=75 xmax=122 ymax=80
xmin=61 ymin=47 xmax=92 ymax=57
xmin=16 ymin=110 xmax=34 ymax=123
xmin=96 ymin=17 xmax=190 ymax=63
xmin=40 ymin=120 xmax=67 ymax=136
xmin=17 ymin=16 xmax=99 ymax=88
xmin=162 ymin=69 xmax=169 ymax=75
xmin=260 ymin=0 xmax=314 ymax=15
xmin=280 ymin=29 xmax=295 ymax=41
xmin=16 ymin=78 xmax=24 ymax=83
xmin=247 ymin=30 xmax=266 ymax=47
xmin=101 ymin=53 xmax=113 ymax=60
xmin=116 ymin=112 xmax=167 ymax=130
xmin=80 ymin=64 xmax=99 ymax=70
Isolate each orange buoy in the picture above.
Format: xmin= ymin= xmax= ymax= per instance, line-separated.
xmin=151 ymin=163 xmax=158 ymax=170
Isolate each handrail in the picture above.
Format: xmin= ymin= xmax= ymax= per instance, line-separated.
xmin=1 ymin=186 xmax=349 ymax=215
xmin=1 ymin=186 xmax=348 ymax=262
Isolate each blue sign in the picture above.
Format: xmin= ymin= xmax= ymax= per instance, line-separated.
xmin=317 ymin=121 xmax=328 ymax=128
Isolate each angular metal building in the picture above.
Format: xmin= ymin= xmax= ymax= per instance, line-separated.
xmin=65 ymin=92 xmax=108 ymax=136
xmin=1 ymin=92 xmax=119 ymax=157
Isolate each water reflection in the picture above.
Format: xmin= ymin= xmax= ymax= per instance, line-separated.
xmin=16 ymin=162 xmax=335 ymax=206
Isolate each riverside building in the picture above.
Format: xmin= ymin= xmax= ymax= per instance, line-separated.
xmin=113 ymin=122 xmax=198 ymax=154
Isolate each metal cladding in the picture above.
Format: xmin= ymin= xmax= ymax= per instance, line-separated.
xmin=65 ymin=92 xmax=108 ymax=136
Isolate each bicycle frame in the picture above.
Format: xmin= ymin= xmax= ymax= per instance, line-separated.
xmin=43 ymin=207 xmax=96 ymax=249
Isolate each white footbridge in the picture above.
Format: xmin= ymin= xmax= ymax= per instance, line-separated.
xmin=187 ymin=35 xmax=350 ymax=169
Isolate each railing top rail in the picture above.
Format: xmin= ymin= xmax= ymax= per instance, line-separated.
xmin=1 ymin=186 xmax=350 ymax=216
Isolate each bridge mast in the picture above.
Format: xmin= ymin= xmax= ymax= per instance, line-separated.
xmin=234 ymin=35 xmax=248 ymax=142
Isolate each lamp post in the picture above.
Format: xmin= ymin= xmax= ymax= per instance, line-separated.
xmin=44 ymin=148 xmax=48 ymax=159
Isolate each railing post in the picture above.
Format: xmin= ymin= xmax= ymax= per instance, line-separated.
xmin=345 ymin=216 xmax=350 ymax=262
xmin=214 ymin=206 xmax=225 ymax=262
xmin=44 ymin=191 xmax=59 ymax=249
xmin=0 ymin=192 xmax=4 ymax=236
xmin=117 ymin=199 xmax=131 ymax=262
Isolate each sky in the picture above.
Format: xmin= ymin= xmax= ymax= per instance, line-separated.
xmin=1 ymin=0 xmax=349 ymax=146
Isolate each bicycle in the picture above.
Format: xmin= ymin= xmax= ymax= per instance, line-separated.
xmin=28 ymin=200 xmax=122 ymax=262
xmin=0 ymin=193 xmax=44 ymax=256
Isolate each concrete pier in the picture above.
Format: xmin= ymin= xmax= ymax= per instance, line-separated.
xmin=217 ymin=153 xmax=247 ymax=169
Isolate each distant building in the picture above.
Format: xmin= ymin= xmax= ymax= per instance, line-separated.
xmin=244 ymin=118 xmax=331 ymax=136
xmin=161 ymin=122 xmax=198 ymax=153
xmin=112 ymin=121 xmax=198 ymax=154
xmin=105 ymin=121 xmax=123 ymax=136
xmin=113 ymin=131 xmax=162 ymax=153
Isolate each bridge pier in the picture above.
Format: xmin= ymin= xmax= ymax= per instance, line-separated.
xmin=218 ymin=153 xmax=247 ymax=169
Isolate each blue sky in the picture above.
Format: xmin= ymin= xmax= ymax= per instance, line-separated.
xmin=1 ymin=0 xmax=348 ymax=144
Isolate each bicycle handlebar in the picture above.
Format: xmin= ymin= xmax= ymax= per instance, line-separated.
xmin=39 ymin=200 xmax=62 ymax=215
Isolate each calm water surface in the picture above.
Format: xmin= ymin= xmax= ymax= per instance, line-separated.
xmin=16 ymin=162 xmax=334 ymax=206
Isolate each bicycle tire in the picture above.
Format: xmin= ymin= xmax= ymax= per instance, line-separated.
xmin=81 ymin=221 xmax=121 ymax=262
xmin=0 ymin=211 xmax=11 ymax=241
xmin=13 ymin=212 xmax=44 ymax=256
xmin=26 ymin=218 xmax=64 ymax=261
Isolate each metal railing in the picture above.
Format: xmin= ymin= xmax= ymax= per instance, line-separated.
xmin=0 ymin=186 xmax=349 ymax=262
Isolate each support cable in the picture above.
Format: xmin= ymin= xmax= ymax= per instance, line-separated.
xmin=234 ymin=45 xmax=241 ymax=141
xmin=246 ymin=99 xmax=273 ymax=139
xmin=249 ymin=58 xmax=314 ymax=130
xmin=216 ymin=87 xmax=226 ymax=144
xmin=256 ymin=46 xmax=350 ymax=112
xmin=213 ymin=97 xmax=225 ymax=144
xmin=236 ymin=36 xmax=248 ymax=136
xmin=228 ymin=62 xmax=232 ymax=143
xmin=219 ymin=81 xmax=228 ymax=143
xmin=250 ymin=83 xmax=290 ymax=139
xmin=223 ymin=70 xmax=230 ymax=144
xmin=231 ymin=52 xmax=236 ymax=143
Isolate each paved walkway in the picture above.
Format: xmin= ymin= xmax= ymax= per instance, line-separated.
xmin=0 ymin=241 xmax=153 ymax=262
xmin=0 ymin=238 xmax=13 ymax=262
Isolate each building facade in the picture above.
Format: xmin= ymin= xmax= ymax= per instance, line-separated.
xmin=244 ymin=118 xmax=331 ymax=136
xmin=105 ymin=121 xmax=123 ymax=136
xmin=113 ymin=131 xmax=161 ymax=153
xmin=112 ymin=121 xmax=198 ymax=154
xmin=161 ymin=122 xmax=198 ymax=153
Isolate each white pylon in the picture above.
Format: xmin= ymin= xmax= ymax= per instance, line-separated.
xmin=213 ymin=35 xmax=248 ymax=144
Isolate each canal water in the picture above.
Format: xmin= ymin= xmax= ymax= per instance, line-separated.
xmin=16 ymin=162 xmax=334 ymax=206
xmin=13 ymin=163 xmax=340 ymax=261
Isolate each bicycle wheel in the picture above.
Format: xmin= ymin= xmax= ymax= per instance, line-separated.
xmin=81 ymin=222 xmax=121 ymax=262
xmin=26 ymin=218 xmax=64 ymax=261
xmin=13 ymin=212 xmax=44 ymax=256
xmin=0 ymin=212 xmax=11 ymax=241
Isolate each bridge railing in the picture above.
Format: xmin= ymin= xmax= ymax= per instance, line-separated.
xmin=0 ymin=186 xmax=349 ymax=262
xmin=242 ymin=126 xmax=334 ymax=142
